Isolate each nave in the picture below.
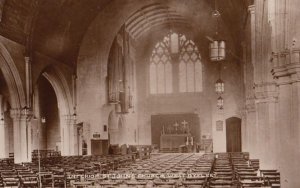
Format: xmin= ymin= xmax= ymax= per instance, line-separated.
xmin=0 ymin=151 xmax=280 ymax=188
xmin=0 ymin=0 xmax=298 ymax=187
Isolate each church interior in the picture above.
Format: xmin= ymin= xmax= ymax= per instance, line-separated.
xmin=0 ymin=0 xmax=298 ymax=187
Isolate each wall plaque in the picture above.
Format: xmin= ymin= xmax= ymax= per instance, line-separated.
xmin=216 ymin=120 xmax=223 ymax=131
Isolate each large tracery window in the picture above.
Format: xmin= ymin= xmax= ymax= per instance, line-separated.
xmin=149 ymin=38 xmax=172 ymax=94
xmin=149 ymin=33 xmax=203 ymax=94
xmin=179 ymin=39 xmax=203 ymax=92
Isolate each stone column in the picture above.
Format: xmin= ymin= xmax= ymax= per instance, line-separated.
xmin=245 ymin=98 xmax=256 ymax=156
xmin=254 ymin=84 xmax=278 ymax=169
xmin=290 ymin=73 xmax=300 ymax=186
xmin=276 ymin=77 xmax=292 ymax=188
xmin=109 ymin=128 xmax=119 ymax=145
xmin=271 ymin=49 xmax=300 ymax=187
xmin=69 ymin=117 xmax=75 ymax=155
xmin=0 ymin=118 xmax=5 ymax=158
xmin=60 ymin=114 xmax=75 ymax=156
xmin=0 ymin=95 xmax=5 ymax=158
xmin=248 ymin=5 xmax=256 ymax=80
xmin=10 ymin=108 xmax=32 ymax=163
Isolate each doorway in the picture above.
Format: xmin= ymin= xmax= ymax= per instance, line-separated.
xmin=226 ymin=117 xmax=242 ymax=152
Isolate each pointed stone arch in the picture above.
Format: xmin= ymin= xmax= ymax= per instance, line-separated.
xmin=36 ymin=65 xmax=74 ymax=155
xmin=42 ymin=65 xmax=73 ymax=115
xmin=0 ymin=42 xmax=26 ymax=109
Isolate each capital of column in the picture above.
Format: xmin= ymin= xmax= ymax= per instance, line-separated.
xmin=10 ymin=108 xmax=33 ymax=121
xmin=24 ymin=56 xmax=31 ymax=64
xmin=272 ymin=49 xmax=300 ymax=79
xmin=61 ymin=114 xmax=76 ymax=125
xmin=248 ymin=5 xmax=255 ymax=14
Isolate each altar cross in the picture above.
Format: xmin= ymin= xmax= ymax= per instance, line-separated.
xmin=181 ymin=120 xmax=188 ymax=127
xmin=174 ymin=122 xmax=179 ymax=132
xmin=181 ymin=120 xmax=189 ymax=133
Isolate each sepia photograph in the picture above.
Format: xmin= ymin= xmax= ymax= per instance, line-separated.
xmin=0 ymin=0 xmax=297 ymax=187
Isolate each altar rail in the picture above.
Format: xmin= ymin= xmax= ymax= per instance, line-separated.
xmin=109 ymin=145 xmax=152 ymax=160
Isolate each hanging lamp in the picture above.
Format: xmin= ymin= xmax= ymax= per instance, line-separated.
xmin=209 ymin=0 xmax=226 ymax=62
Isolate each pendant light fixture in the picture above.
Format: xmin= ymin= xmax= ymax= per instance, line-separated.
xmin=210 ymin=0 xmax=225 ymax=110
xmin=215 ymin=64 xmax=224 ymax=95
xmin=217 ymin=96 xmax=224 ymax=110
xmin=209 ymin=0 xmax=226 ymax=62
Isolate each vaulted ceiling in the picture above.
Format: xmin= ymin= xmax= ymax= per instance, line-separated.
xmin=0 ymin=0 xmax=253 ymax=66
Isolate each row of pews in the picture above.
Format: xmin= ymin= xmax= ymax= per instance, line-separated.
xmin=208 ymin=152 xmax=280 ymax=188
xmin=81 ymin=152 xmax=280 ymax=188
xmin=0 ymin=163 xmax=39 ymax=187
xmin=0 ymin=151 xmax=280 ymax=187
xmin=0 ymin=146 xmax=151 ymax=187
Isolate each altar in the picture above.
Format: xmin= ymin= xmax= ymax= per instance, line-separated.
xmin=159 ymin=121 xmax=194 ymax=152
xmin=160 ymin=134 xmax=189 ymax=150
xmin=151 ymin=113 xmax=200 ymax=152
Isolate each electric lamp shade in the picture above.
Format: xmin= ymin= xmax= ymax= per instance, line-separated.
xmin=215 ymin=78 xmax=224 ymax=94
xmin=217 ymin=96 xmax=224 ymax=109
xmin=210 ymin=40 xmax=226 ymax=61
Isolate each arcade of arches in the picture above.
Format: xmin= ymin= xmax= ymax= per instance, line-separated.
xmin=0 ymin=0 xmax=299 ymax=187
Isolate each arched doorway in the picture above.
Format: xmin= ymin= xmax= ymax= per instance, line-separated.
xmin=226 ymin=117 xmax=242 ymax=152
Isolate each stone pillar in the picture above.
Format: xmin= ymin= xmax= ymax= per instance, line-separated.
xmin=74 ymin=125 xmax=83 ymax=155
xmin=290 ymin=74 xmax=300 ymax=186
xmin=10 ymin=108 xmax=32 ymax=163
xmin=271 ymin=49 xmax=300 ymax=187
xmin=0 ymin=95 xmax=5 ymax=158
xmin=245 ymin=98 xmax=256 ymax=156
xmin=60 ymin=114 xmax=75 ymax=156
xmin=248 ymin=5 xmax=256 ymax=79
xmin=109 ymin=128 xmax=119 ymax=145
xmin=254 ymin=83 xmax=278 ymax=169
xmin=69 ymin=117 xmax=75 ymax=155
xmin=276 ymin=77 xmax=292 ymax=188
xmin=0 ymin=118 xmax=5 ymax=158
